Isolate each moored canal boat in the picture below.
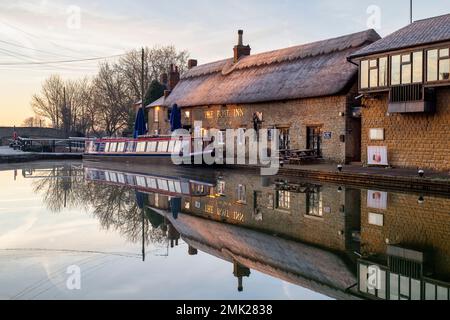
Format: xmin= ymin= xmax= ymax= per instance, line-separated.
xmin=83 ymin=135 xmax=217 ymax=165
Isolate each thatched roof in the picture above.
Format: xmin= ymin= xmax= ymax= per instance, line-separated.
xmin=350 ymin=14 xmax=450 ymax=59
xmin=160 ymin=29 xmax=379 ymax=107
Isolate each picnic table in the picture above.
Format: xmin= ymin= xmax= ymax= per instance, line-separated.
xmin=280 ymin=149 xmax=319 ymax=165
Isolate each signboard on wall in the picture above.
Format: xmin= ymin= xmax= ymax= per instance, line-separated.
xmin=367 ymin=190 xmax=388 ymax=210
xmin=324 ymin=132 xmax=332 ymax=140
xmin=368 ymin=146 xmax=388 ymax=166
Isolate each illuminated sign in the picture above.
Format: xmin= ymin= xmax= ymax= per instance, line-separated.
xmin=205 ymin=108 xmax=244 ymax=120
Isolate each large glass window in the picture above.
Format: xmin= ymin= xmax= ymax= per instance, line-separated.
xmin=391 ymin=55 xmax=401 ymax=85
xmin=439 ymin=48 xmax=450 ymax=81
xmin=379 ymin=57 xmax=388 ymax=87
xmin=361 ymin=60 xmax=369 ymax=89
xmin=413 ymin=52 xmax=423 ymax=83
xmin=401 ymin=54 xmax=412 ymax=84
xmin=361 ymin=57 xmax=388 ymax=89
xmin=154 ymin=108 xmax=160 ymax=123
xmin=427 ymin=49 xmax=438 ymax=81
xmin=426 ymin=48 xmax=450 ymax=82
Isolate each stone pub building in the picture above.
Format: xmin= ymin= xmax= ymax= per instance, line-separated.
xmin=147 ymin=29 xmax=381 ymax=164
xmin=349 ymin=14 xmax=450 ymax=171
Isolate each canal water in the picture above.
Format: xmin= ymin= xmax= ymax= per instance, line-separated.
xmin=0 ymin=161 xmax=449 ymax=300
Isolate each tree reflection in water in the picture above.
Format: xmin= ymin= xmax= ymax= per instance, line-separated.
xmin=29 ymin=164 xmax=166 ymax=246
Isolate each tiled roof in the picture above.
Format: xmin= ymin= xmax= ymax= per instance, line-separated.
xmin=350 ymin=13 xmax=450 ymax=58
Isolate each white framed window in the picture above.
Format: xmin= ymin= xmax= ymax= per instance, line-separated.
xmin=158 ymin=141 xmax=169 ymax=153
xmin=110 ymin=143 xmax=117 ymax=153
xmin=136 ymin=176 xmax=147 ymax=187
xmin=168 ymin=140 xmax=176 ymax=153
xmin=105 ymin=143 xmax=111 ymax=152
xmin=117 ymin=142 xmax=125 ymax=152
xmin=147 ymin=141 xmax=157 ymax=152
xmin=146 ymin=178 xmax=157 ymax=189
xmin=158 ymin=179 xmax=169 ymax=191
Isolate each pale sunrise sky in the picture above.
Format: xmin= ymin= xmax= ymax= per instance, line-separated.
xmin=0 ymin=0 xmax=448 ymax=126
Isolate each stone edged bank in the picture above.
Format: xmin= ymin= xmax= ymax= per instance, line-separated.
xmin=234 ymin=165 xmax=450 ymax=196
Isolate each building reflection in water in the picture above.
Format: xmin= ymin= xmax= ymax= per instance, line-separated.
xmin=26 ymin=162 xmax=450 ymax=300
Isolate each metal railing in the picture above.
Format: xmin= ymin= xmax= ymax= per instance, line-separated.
xmin=9 ymin=137 xmax=87 ymax=153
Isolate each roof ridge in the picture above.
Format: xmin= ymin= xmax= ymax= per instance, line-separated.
xmin=413 ymin=12 xmax=450 ymax=23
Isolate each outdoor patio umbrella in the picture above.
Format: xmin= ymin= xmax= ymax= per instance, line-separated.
xmin=170 ymin=104 xmax=182 ymax=132
xmin=134 ymin=107 xmax=147 ymax=139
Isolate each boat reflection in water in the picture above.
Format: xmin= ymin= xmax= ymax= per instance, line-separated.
xmin=83 ymin=163 xmax=450 ymax=300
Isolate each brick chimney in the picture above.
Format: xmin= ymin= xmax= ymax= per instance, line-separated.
xmin=233 ymin=30 xmax=251 ymax=63
xmin=188 ymin=59 xmax=198 ymax=69
xmin=168 ymin=64 xmax=180 ymax=90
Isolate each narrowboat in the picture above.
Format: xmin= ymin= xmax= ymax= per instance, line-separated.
xmin=84 ymin=165 xmax=216 ymax=198
xmin=83 ymin=135 xmax=217 ymax=165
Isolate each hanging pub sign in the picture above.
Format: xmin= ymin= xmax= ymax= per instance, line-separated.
xmin=368 ymin=146 xmax=388 ymax=166
xmin=324 ymin=132 xmax=332 ymax=140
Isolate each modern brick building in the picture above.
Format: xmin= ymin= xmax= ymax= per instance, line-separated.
xmin=147 ymin=30 xmax=380 ymax=164
xmin=349 ymin=14 xmax=450 ymax=171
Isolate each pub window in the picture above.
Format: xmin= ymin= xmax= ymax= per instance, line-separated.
xmin=369 ymin=59 xmax=378 ymax=88
xmin=276 ymin=191 xmax=291 ymax=210
xmin=279 ymin=128 xmax=290 ymax=150
xmin=427 ymin=48 xmax=450 ymax=82
xmin=306 ymin=187 xmax=323 ymax=217
xmin=185 ymin=111 xmax=191 ymax=119
xmin=237 ymin=184 xmax=247 ymax=204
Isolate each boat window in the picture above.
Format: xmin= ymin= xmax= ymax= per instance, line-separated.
xmin=168 ymin=140 xmax=176 ymax=153
xmin=126 ymin=142 xmax=136 ymax=153
xmin=118 ymin=142 xmax=126 ymax=152
xmin=136 ymin=142 xmax=145 ymax=153
xmin=110 ymin=172 xmax=118 ymax=183
xmin=110 ymin=143 xmax=117 ymax=153
xmin=136 ymin=176 xmax=147 ymax=187
xmin=117 ymin=174 xmax=126 ymax=184
xmin=146 ymin=178 xmax=157 ymax=189
xmin=105 ymin=171 xmax=111 ymax=181
xmin=126 ymin=175 xmax=135 ymax=186
xmin=174 ymin=141 xmax=182 ymax=154
xmin=158 ymin=179 xmax=169 ymax=191
xmin=168 ymin=181 xmax=176 ymax=193
xmin=147 ymin=141 xmax=157 ymax=152
xmin=105 ymin=143 xmax=111 ymax=152
xmin=158 ymin=141 xmax=169 ymax=153
xmin=174 ymin=182 xmax=182 ymax=194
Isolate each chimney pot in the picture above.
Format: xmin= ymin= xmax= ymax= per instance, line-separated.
xmin=168 ymin=65 xmax=180 ymax=90
xmin=188 ymin=59 xmax=198 ymax=69
xmin=238 ymin=30 xmax=244 ymax=46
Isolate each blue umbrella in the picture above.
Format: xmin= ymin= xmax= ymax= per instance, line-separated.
xmin=170 ymin=104 xmax=182 ymax=132
xmin=170 ymin=197 xmax=182 ymax=220
xmin=134 ymin=107 xmax=147 ymax=138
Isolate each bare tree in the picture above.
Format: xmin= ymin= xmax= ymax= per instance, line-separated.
xmin=118 ymin=46 xmax=189 ymax=102
xmin=90 ymin=62 xmax=132 ymax=137
xmin=31 ymin=75 xmax=64 ymax=129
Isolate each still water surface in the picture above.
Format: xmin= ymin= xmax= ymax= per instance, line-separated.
xmin=0 ymin=161 xmax=449 ymax=300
